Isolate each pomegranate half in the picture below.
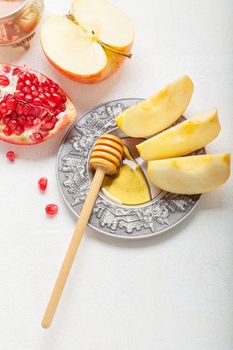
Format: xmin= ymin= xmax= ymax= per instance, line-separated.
xmin=0 ymin=63 xmax=77 ymax=145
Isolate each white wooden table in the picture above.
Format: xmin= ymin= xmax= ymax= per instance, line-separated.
xmin=0 ymin=0 xmax=232 ymax=349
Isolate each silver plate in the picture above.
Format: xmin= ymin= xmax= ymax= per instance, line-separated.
xmin=57 ymin=98 xmax=202 ymax=239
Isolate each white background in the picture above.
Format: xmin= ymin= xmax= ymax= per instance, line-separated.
xmin=0 ymin=0 xmax=233 ymax=349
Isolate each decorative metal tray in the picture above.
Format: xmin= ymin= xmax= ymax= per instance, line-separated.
xmin=57 ymin=98 xmax=202 ymax=239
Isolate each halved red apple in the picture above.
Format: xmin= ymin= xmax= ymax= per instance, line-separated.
xmin=40 ymin=0 xmax=134 ymax=84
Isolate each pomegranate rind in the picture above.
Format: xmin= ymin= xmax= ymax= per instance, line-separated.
xmin=0 ymin=63 xmax=77 ymax=145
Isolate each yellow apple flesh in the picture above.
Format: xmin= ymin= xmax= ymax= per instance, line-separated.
xmin=115 ymin=75 xmax=193 ymax=137
xmin=40 ymin=0 xmax=134 ymax=84
xmin=147 ymin=154 xmax=230 ymax=194
xmin=137 ymin=109 xmax=220 ymax=160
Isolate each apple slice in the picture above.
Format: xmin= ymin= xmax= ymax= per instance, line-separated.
xmin=40 ymin=0 xmax=134 ymax=84
xmin=147 ymin=154 xmax=230 ymax=194
xmin=137 ymin=109 xmax=220 ymax=160
xmin=115 ymin=75 xmax=193 ymax=137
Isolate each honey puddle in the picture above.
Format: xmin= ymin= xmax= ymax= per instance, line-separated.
xmin=101 ymin=144 xmax=151 ymax=205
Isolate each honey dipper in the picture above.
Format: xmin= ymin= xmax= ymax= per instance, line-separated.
xmin=42 ymin=134 xmax=124 ymax=328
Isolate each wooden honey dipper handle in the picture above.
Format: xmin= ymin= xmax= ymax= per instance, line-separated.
xmin=42 ymin=134 xmax=123 ymax=328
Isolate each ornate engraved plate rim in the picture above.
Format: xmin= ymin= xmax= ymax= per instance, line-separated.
xmin=56 ymin=98 xmax=201 ymax=240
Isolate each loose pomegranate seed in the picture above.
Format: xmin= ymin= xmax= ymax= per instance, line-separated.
xmin=38 ymin=177 xmax=48 ymax=192
xmin=0 ymin=112 xmax=2 ymax=120
xmin=45 ymin=204 xmax=58 ymax=216
xmin=14 ymin=91 xmax=25 ymax=100
xmin=0 ymin=75 xmax=10 ymax=87
xmin=25 ymin=94 xmax=33 ymax=103
xmin=6 ymin=151 xmax=15 ymax=162
xmin=3 ymin=126 xmax=13 ymax=136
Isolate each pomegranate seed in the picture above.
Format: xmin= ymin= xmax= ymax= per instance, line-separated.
xmin=8 ymin=119 xmax=18 ymax=130
xmin=25 ymin=116 xmax=33 ymax=128
xmin=33 ymin=97 xmax=42 ymax=106
xmin=41 ymin=113 xmax=51 ymax=124
xmin=0 ymin=112 xmax=2 ymax=120
xmin=6 ymin=151 xmax=15 ymax=162
xmin=41 ymin=122 xmax=55 ymax=131
xmin=14 ymin=91 xmax=25 ymax=100
xmin=52 ymin=83 xmax=59 ymax=91
xmin=51 ymin=116 xmax=58 ymax=124
xmin=3 ymin=65 xmax=11 ymax=73
xmin=38 ymin=93 xmax=46 ymax=102
xmin=3 ymin=116 xmax=10 ymax=125
xmin=18 ymin=115 xmax=26 ymax=126
xmin=0 ymin=75 xmax=10 ymax=87
xmin=0 ymin=102 xmax=8 ymax=115
xmin=16 ymin=102 xmax=24 ymax=115
xmin=61 ymin=95 xmax=67 ymax=103
xmin=39 ymin=130 xmax=49 ymax=138
xmin=32 ymin=90 xmax=39 ymax=97
xmin=3 ymin=126 xmax=13 ymax=136
xmin=54 ymin=108 xmax=61 ymax=116
xmin=33 ymin=118 xmax=41 ymax=127
xmin=31 ymin=132 xmax=43 ymax=141
xmin=6 ymin=97 xmax=16 ymax=110
xmin=14 ymin=126 xmax=24 ymax=135
xmin=16 ymin=82 xmax=24 ymax=90
xmin=31 ymin=85 xmax=38 ymax=91
xmin=45 ymin=204 xmax=58 ymax=216
xmin=9 ymin=111 xmax=18 ymax=120
xmin=25 ymin=79 xmax=31 ymax=86
xmin=59 ymin=104 xmax=66 ymax=112
xmin=23 ymin=104 xmax=31 ymax=116
xmin=38 ymin=177 xmax=48 ymax=191
xmin=51 ymin=93 xmax=61 ymax=103
xmin=45 ymin=78 xmax=53 ymax=87
xmin=22 ymin=86 xmax=31 ymax=94
xmin=25 ymin=94 xmax=33 ymax=103
xmin=44 ymin=92 xmax=51 ymax=99
xmin=13 ymin=67 xmax=20 ymax=75
xmin=31 ymin=106 xmax=41 ymax=117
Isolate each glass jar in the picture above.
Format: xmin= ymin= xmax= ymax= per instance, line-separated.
xmin=0 ymin=0 xmax=44 ymax=49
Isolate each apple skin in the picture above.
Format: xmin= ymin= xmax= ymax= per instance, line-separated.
xmin=41 ymin=42 xmax=133 ymax=84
